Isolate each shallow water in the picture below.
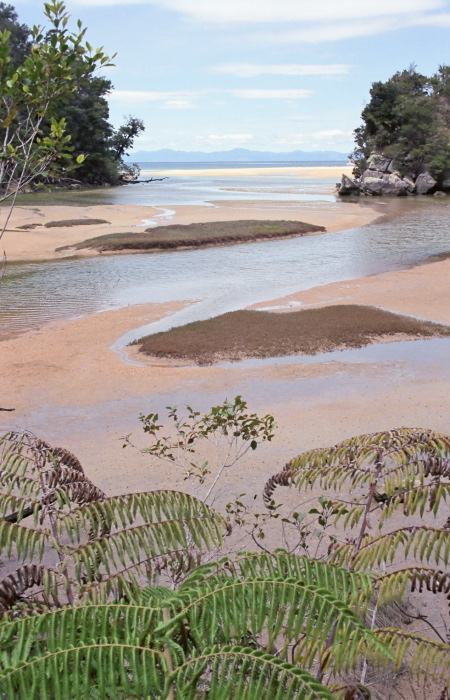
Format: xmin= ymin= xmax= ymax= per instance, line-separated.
xmin=2 ymin=179 xmax=450 ymax=342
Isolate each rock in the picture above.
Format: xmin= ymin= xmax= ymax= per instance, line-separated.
xmin=415 ymin=171 xmax=437 ymax=194
xmin=441 ymin=177 xmax=450 ymax=190
xmin=434 ymin=190 xmax=446 ymax=197
xmin=360 ymin=171 xmax=409 ymax=196
xmin=367 ymin=154 xmax=392 ymax=173
xmin=338 ymin=174 xmax=360 ymax=195
xmin=403 ymin=177 xmax=416 ymax=194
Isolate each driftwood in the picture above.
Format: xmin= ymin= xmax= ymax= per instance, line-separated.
xmin=123 ymin=177 xmax=168 ymax=184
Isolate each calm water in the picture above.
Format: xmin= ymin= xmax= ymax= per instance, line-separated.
xmin=2 ymin=190 xmax=450 ymax=343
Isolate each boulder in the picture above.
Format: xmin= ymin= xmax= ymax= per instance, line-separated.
xmin=366 ymin=154 xmax=393 ymax=173
xmin=441 ymin=177 xmax=450 ymax=190
xmin=434 ymin=190 xmax=446 ymax=197
xmin=338 ymin=174 xmax=360 ymax=195
xmin=360 ymin=171 xmax=409 ymax=196
xmin=415 ymin=171 xmax=437 ymax=194
xmin=403 ymin=177 xmax=416 ymax=194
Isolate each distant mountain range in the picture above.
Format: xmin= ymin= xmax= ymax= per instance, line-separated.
xmin=125 ymin=148 xmax=349 ymax=163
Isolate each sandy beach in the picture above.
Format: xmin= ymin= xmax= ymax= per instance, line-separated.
xmin=142 ymin=165 xmax=354 ymax=178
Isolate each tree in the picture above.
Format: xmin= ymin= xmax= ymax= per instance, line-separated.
xmin=0 ymin=3 xmax=30 ymax=69
xmin=351 ymin=65 xmax=450 ymax=183
xmin=0 ymin=4 xmax=144 ymax=188
xmin=0 ymin=0 xmax=114 ymax=241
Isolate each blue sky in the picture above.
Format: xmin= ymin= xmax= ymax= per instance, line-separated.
xmin=12 ymin=0 xmax=450 ymax=154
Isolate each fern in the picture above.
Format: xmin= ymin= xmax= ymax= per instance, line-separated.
xmin=0 ymin=432 xmax=227 ymax=608
xmin=0 ymin=553 xmax=391 ymax=698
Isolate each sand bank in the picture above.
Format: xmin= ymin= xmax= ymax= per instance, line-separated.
xmin=1 ymin=256 xmax=450 ymax=503
xmin=250 ymin=257 xmax=450 ymax=324
xmin=142 ymin=165 xmax=353 ymax=178
xmin=1 ymin=196 xmax=379 ymax=262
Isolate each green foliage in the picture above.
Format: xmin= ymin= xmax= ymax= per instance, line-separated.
xmin=131 ymin=395 xmax=276 ymax=504
xmin=1 ymin=425 xmax=449 ymax=696
xmin=0 ymin=551 xmax=391 ymax=698
xmin=0 ymin=2 xmax=144 ymax=190
xmin=0 ymin=0 xmax=115 ymax=212
xmin=351 ymin=65 xmax=450 ymax=182
xmin=263 ymin=428 xmax=450 ymax=690
xmin=0 ymin=431 xmax=226 ymax=606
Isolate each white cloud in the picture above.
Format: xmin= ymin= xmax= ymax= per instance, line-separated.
xmin=110 ymin=90 xmax=200 ymax=105
xmin=162 ymin=99 xmax=197 ymax=109
xmin=276 ymin=129 xmax=353 ymax=147
xmin=212 ymin=64 xmax=351 ymax=77
xmin=110 ymin=89 xmax=313 ymax=103
xmin=137 ymin=0 xmax=445 ymax=24
xmin=232 ymin=89 xmax=313 ymax=99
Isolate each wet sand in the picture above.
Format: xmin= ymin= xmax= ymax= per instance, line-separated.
xmin=2 ymin=256 xmax=450 ymax=496
xmin=1 ymin=191 xmax=379 ymax=263
xmin=250 ymin=256 xmax=450 ymax=323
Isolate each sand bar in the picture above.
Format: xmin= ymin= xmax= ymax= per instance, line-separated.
xmin=249 ymin=257 xmax=450 ymax=324
xmin=142 ymin=165 xmax=353 ymax=178
xmin=1 ymin=197 xmax=379 ymax=262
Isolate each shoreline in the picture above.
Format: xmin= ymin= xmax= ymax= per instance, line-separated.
xmin=1 ymin=198 xmax=380 ymax=263
xmin=140 ymin=165 xmax=353 ymax=178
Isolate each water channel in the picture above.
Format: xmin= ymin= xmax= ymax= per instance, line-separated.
xmin=2 ymin=177 xmax=450 ymax=345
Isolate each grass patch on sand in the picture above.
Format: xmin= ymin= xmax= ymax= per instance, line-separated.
xmin=59 ymin=220 xmax=325 ymax=252
xmin=45 ymin=218 xmax=110 ymax=228
xmin=133 ymin=304 xmax=450 ymax=365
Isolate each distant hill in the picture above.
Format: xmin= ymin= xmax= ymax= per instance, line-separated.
xmin=125 ymin=148 xmax=349 ymax=163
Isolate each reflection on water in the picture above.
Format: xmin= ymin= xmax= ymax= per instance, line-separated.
xmin=2 ymin=194 xmax=450 ymax=342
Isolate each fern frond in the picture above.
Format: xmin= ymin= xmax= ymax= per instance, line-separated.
xmin=170 ymin=645 xmax=336 ymax=699
xmin=0 ymin=642 xmax=168 ymax=699
xmin=0 ymin=520 xmax=49 ymax=561
xmin=0 ymin=601 xmax=162 ymax=657
xmin=373 ymin=628 xmax=450 ymax=686
xmin=331 ymin=526 xmax=450 ymax=569
xmin=181 ymin=552 xmax=373 ymax=610
xmin=159 ymin=576 xmax=389 ymax=672
xmin=0 ymin=565 xmax=61 ymax=611
xmin=57 ymin=490 xmax=225 ymax=541
xmin=264 ymin=429 xmax=450 ymax=506
xmin=70 ymin=514 xmax=224 ymax=586
xmin=376 ymin=566 xmax=450 ymax=607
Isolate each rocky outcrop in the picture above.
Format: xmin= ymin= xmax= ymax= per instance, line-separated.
xmin=338 ymin=155 xmax=438 ymax=196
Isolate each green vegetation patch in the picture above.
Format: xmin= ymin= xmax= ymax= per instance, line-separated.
xmin=133 ymin=304 xmax=450 ymax=365
xmin=45 ymin=218 xmax=110 ymax=228
xmin=62 ymin=219 xmax=326 ymax=252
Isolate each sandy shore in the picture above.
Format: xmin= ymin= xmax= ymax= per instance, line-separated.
xmin=250 ymin=257 xmax=450 ymax=323
xmin=2 ymin=255 xmax=450 ymax=491
xmin=1 ymin=196 xmax=379 ymax=262
xmin=142 ymin=165 xmax=353 ymax=178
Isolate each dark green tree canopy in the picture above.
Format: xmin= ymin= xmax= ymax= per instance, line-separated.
xmin=0 ymin=3 xmax=144 ymax=186
xmin=351 ymin=65 xmax=450 ymax=183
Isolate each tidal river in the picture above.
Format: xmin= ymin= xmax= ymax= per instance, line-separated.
xmin=2 ymin=181 xmax=450 ymax=345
